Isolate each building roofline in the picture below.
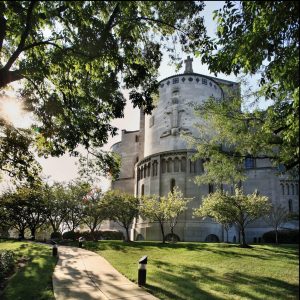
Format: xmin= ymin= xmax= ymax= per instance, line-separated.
xmin=159 ymin=72 xmax=238 ymax=86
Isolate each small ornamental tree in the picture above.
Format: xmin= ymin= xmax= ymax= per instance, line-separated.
xmin=194 ymin=188 xmax=271 ymax=247
xmin=141 ymin=187 xmax=190 ymax=243
xmin=264 ymin=204 xmax=289 ymax=244
xmin=82 ymin=188 xmax=106 ymax=240
xmin=103 ymin=190 xmax=139 ymax=242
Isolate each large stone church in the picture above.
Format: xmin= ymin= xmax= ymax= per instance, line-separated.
xmin=110 ymin=57 xmax=299 ymax=243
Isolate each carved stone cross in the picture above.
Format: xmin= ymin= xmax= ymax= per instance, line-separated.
xmin=184 ymin=56 xmax=193 ymax=73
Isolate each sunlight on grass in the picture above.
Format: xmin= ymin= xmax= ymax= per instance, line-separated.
xmin=0 ymin=240 xmax=57 ymax=300
xmin=84 ymin=241 xmax=299 ymax=300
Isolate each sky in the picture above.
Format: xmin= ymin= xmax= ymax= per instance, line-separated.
xmin=1 ymin=2 xmax=256 ymax=191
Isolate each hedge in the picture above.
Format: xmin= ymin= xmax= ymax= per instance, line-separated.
xmin=62 ymin=230 xmax=124 ymax=241
xmin=262 ymin=229 xmax=299 ymax=244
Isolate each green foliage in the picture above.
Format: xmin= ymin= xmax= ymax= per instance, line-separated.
xmin=0 ymin=1 xmax=206 ymax=181
xmin=62 ymin=230 xmax=80 ymax=241
xmin=50 ymin=231 xmax=61 ymax=240
xmin=82 ymin=188 xmax=107 ymax=235
xmin=194 ymin=188 xmax=271 ymax=246
xmin=141 ymin=187 xmax=190 ymax=243
xmin=263 ymin=229 xmax=299 ymax=244
xmin=0 ymin=250 xmax=14 ymax=282
xmin=190 ymin=1 xmax=299 ymax=173
xmin=103 ymin=190 xmax=139 ymax=241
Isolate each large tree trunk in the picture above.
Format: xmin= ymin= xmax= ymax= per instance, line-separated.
xmin=240 ymin=227 xmax=248 ymax=247
xmin=30 ymin=228 xmax=36 ymax=240
xmin=125 ymin=227 xmax=130 ymax=242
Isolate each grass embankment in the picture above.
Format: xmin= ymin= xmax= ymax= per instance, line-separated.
xmin=0 ymin=240 xmax=57 ymax=300
xmin=83 ymin=241 xmax=299 ymax=300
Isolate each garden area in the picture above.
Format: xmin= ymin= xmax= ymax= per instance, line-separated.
xmin=2 ymin=239 xmax=298 ymax=300
xmin=0 ymin=240 xmax=57 ymax=300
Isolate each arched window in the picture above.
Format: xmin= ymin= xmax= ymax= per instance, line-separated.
xmin=161 ymin=159 xmax=166 ymax=173
xmin=147 ymin=163 xmax=151 ymax=177
xmin=288 ymin=199 xmax=293 ymax=212
xmin=144 ymin=165 xmax=147 ymax=178
xmin=170 ymin=179 xmax=176 ymax=193
xmin=181 ymin=157 xmax=186 ymax=172
xmin=174 ymin=157 xmax=179 ymax=172
xmin=141 ymin=184 xmax=144 ymax=197
xmin=152 ymin=161 xmax=158 ymax=176
xmin=140 ymin=166 xmax=143 ymax=179
xmin=167 ymin=158 xmax=172 ymax=173
xmin=296 ymin=184 xmax=299 ymax=195
xmin=137 ymin=169 xmax=140 ymax=181
xmin=286 ymin=183 xmax=290 ymax=195
xmin=190 ymin=160 xmax=196 ymax=173
xmin=291 ymin=184 xmax=295 ymax=195
xmin=280 ymin=183 xmax=285 ymax=195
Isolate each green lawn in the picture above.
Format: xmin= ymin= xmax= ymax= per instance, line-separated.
xmin=83 ymin=241 xmax=299 ymax=300
xmin=0 ymin=240 xmax=57 ymax=300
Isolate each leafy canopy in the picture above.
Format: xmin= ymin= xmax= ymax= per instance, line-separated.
xmin=188 ymin=1 xmax=299 ymax=176
xmin=0 ymin=1 xmax=206 ymax=181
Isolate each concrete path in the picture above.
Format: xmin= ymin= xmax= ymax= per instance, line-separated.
xmin=52 ymin=245 xmax=159 ymax=300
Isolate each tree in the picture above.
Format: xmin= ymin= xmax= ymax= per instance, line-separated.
xmin=188 ymin=1 xmax=299 ymax=174
xmin=103 ymin=190 xmax=139 ymax=242
xmin=0 ymin=1 xmax=206 ymax=180
xmin=141 ymin=187 xmax=189 ymax=243
xmin=63 ymin=180 xmax=90 ymax=233
xmin=194 ymin=188 xmax=271 ymax=247
xmin=264 ymin=204 xmax=289 ymax=244
xmin=82 ymin=188 xmax=106 ymax=240
xmin=0 ymin=185 xmax=47 ymax=239
xmin=140 ymin=194 xmax=168 ymax=243
xmin=43 ymin=182 xmax=68 ymax=234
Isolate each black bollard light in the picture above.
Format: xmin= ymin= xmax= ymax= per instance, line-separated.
xmin=138 ymin=255 xmax=147 ymax=286
xmin=51 ymin=240 xmax=58 ymax=256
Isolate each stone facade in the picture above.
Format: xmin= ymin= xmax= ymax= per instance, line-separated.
xmin=110 ymin=58 xmax=299 ymax=243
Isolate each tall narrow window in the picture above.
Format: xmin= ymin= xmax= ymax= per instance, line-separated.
xmin=281 ymin=183 xmax=285 ymax=195
xmin=190 ymin=160 xmax=196 ymax=173
xmin=288 ymin=199 xmax=293 ymax=212
xmin=174 ymin=157 xmax=179 ymax=172
xmin=291 ymin=184 xmax=295 ymax=195
xmin=296 ymin=184 xmax=299 ymax=195
xmin=140 ymin=167 xmax=143 ymax=179
xmin=147 ymin=163 xmax=151 ymax=177
xmin=152 ymin=161 xmax=158 ymax=176
xmin=144 ymin=165 xmax=147 ymax=178
xmin=181 ymin=157 xmax=186 ymax=172
xmin=141 ymin=184 xmax=144 ymax=197
xmin=170 ymin=179 xmax=176 ymax=193
xmin=286 ymin=184 xmax=290 ymax=195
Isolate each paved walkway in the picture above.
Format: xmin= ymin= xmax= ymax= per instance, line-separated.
xmin=52 ymin=245 xmax=159 ymax=300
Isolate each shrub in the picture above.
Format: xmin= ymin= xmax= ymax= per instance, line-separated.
xmin=100 ymin=230 xmax=124 ymax=240
xmin=50 ymin=232 xmax=62 ymax=240
xmin=0 ymin=251 xmax=15 ymax=282
xmin=62 ymin=231 xmax=80 ymax=241
xmin=263 ymin=229 xmax=299 ymax=244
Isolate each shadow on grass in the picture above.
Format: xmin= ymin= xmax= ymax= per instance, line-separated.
xmin=2 ymin=243 xmax=57 ymax=300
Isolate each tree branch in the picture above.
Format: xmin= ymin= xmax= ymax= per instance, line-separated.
xmin=3 ymin=0 xmax=36 ymax=71
xmin=0 ymin=2 xmax=7 ymax=53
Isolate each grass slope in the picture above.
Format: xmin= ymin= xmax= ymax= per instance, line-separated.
xmin=84 ymin=241 xmax=299 ymax=300
xmin=0 ymin=240 xmax=57 ymax=300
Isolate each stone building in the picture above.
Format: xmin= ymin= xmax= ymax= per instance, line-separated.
xmin=110 ymin=57 xmax=299 ymax=243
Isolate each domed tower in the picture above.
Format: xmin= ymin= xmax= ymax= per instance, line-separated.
xmin=133 ymin=57 xmax=240 ymax=241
